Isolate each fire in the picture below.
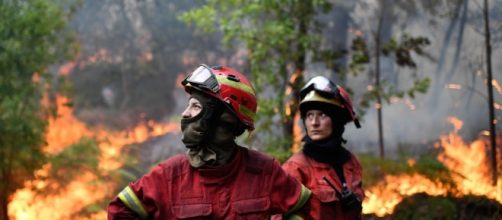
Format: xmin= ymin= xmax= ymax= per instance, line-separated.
xmin=362 ymin=116 xmax=502 ymax=216
xmin=437 ymin=117 xmax=501 ymax=200
xmin=291 ymin=112 xmax=302 ymax=153
xmin=363 ymin=174 xmax=449 ymax=216
xmin=8 ymin=95 xmax=179 ymax=220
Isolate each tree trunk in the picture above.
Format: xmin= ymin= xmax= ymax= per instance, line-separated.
xmin=284 ymin=1 xmax=309 ymax=151
xmin=1 ymin=148 xmax=11 ymax=220
xmin=0 ymin=180 xmax=9 ymax=220
xmin=284 ymin=68 xmax=304 ymax=150
xmin=1 ymin=188 xmax=9 ymax=220
xmin=483 ymin=0 xmax=498 ymax=186
xmin=432 ymin=0 xmax=464 ymax=107
xmin=375 ymin=7 xmax=385 ymax=159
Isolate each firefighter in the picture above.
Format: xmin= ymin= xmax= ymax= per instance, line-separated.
xmin=107 ymin=64 xmax=311 ymax=219
xmin=280 ymin=76 xmax=364 ymax=219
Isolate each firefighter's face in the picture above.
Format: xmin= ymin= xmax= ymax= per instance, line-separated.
xmin=305 ymin=109 xmax=333 ymax=141
xmin=182 ymin=97 xmax=203 ymax=118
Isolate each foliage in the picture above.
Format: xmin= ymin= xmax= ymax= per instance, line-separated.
xmin=358 ymin=150 xmax=453 ymax=187
xmin=179 ymin=0 xmax=336 ymax=154
xmin=387 ymin=193 xmax=502 ymax=220
xmin=0 ymin=0 xmax=76 ymax=218
xmin=37 ymin=138 xmax=101 ymax=194
xmin=349 ymin=34 xmax=432 ymax=116
xmin=392 ymin=193 xmax=458 ymax=220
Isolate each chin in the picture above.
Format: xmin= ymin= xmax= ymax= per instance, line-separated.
xmin=310 ymin=135 xmax=328 ymax=142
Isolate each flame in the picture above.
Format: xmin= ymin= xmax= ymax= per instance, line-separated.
xmin=389 ymin=97 xmax=416 ymax=110
xmin=362 ymin=116 xmax=502 ymax=216
xmin=492 ymin=79 xmax=502 ymax=95
xmin=374 ymin=103 xmax=382 ymax=109
xmin=363 ymin=174 xmax=449 ymax=216
xmin=58 ymin=62 xmax=77 ymax=76
xmin=139 ymin=51 xmax=153 ymax=62
xmin=437 ymin=117 xmax=501 ymax=200
xmin=495 ymin=103 xmax=502 ymax=110
xmin=445 ymin=83 xmax=462 ymax=90
xmin=32 ymin=73 xmax=40 ymax=83
xmin=291 ymin=112 xmax=302 ymax=153
xmin=9 ymin=95 xmax=179 ymax=220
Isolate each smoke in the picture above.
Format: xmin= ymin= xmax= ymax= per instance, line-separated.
xmin=342 ymin=0 xmax=502 ymax=155
xmin=64 ymin=0 xmax=501 ymax=158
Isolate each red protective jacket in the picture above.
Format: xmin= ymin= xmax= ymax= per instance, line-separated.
xmin=108 ymin=146 xmax=311 ymax=219
xmin=281 ymin=151 xmax=364 ymax=220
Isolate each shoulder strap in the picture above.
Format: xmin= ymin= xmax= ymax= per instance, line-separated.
xmin=333 ymin=163 xmax=346 ymax=185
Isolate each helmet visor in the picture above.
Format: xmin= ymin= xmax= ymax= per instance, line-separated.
xmin=299 ymin=76 xmax=338 ymax=100
xmin=182 ymin=64 xmax=220 ymax=93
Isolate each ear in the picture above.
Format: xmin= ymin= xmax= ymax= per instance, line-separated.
xmin=233 ymin=124 xmax=246 ymax=136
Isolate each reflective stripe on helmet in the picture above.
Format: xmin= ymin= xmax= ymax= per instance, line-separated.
xmin=118 ymin=186 xmax=148 ymax=219
xmin=216 ymin=75 xmax=255 ymax=96
xmin=239 ymin=104 xmax=256 ymax=122
xmin=300 ymin=90 xmax=343 ymax=108
xmin=287 ymin=214 xmax=304 ymax=220
xmin=285 ymin=184 xmax=311 ymax=216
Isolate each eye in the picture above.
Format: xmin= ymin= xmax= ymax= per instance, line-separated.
xmin=306 ymin=112 xmax=314 ymax=119
xmin=192 ymin=103 xmax=202 ymax=110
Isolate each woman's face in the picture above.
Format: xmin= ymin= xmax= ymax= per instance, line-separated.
xmin=304 ymin=109 xmax=333 ymax=141
xmin=182 ymin=97 xmax=203 ymax=118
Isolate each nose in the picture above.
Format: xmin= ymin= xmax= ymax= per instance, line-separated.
xmin=308 ymin=115 xmax=320 ymax=126
xmin=181 ymin=107 xmax=191 ymax=118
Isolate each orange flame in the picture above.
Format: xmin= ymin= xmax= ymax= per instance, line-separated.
xmin=362 ymin=116 xmax=502 ymax=216
xmin=8 ymin=95 xmax=179 ymax=220
xmin=291 ymin=112 xmax=302 ymax=153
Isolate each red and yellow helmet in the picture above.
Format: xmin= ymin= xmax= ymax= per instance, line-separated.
xmin=182 ymin=64 xmax=257 ymax=130
xmin=299 ymin=76 xmax=361 ymax=128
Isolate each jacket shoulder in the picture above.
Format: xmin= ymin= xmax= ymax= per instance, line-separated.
xmin=241 ymin=147 xmax=276 ymax=174
xmin=284 ymin=152 xmax=310 ymax=167
xmin=347 ymin=153 xmax=363 ymax=169
xmin=156 ymin=154 xmax=190 ymax=180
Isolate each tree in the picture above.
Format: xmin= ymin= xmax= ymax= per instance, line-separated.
xmin=180 ymin=0 xmax=336 ymax=156
xmin=0 ymin=0 xmax=76 ymax=219
xmin=348 ymin=0 xmax=432 ymax=158
xmin=483 ymin=0 xmax=497 ymax=186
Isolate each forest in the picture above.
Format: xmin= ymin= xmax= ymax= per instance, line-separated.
xmin=0 ymin=0 xmax=501 ymax=219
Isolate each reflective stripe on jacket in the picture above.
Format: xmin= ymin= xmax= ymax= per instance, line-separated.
xmin=107 ymin=146 xmax=311 ymax=219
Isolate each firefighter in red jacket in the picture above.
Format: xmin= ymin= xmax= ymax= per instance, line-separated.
xmin=107 ymin=64 xmax=311 ymax=219
xmin=280 ymin=76 xmax=364 ymax=220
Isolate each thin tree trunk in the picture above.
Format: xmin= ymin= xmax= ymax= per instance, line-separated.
xmin=432 ymin=0 xmax=463 ymax=107
xmin=446 ymin=0 xmax=468 ymax=83
xmin=484 ymin=0 xmax=498 ymax=186
xmin=1 ymin=140 xmax=12 ymax=220
xmin=285 ymin=1 xmax=308 ymax=151
xmin=1 ymin=193 xmax=8 ymax=220
xmin=1 ymin=166 xmax=9 ymax=220
xmin=375 ymin=8 xmax=385 ymax=159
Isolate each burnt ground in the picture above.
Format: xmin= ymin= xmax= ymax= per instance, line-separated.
xmin=364 ymin=193 xmax=502 ymax=220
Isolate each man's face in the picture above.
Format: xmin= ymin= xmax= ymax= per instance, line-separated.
xmin=304 ymin=109 xmax=333 ymax=141
xmin=182 ymin=97 xmax=203 ymax=118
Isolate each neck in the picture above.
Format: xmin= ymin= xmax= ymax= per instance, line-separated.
xmin=302 ymin=135 xmax=351 ymax=165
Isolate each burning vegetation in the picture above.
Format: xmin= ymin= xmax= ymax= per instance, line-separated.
xmin=8 ymin=96 xmax=179 ymax=219
xmin=7 ymin=97 xmax=501 ymax=219
xmin=362 ymin=117 xmax=501 ymax=218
